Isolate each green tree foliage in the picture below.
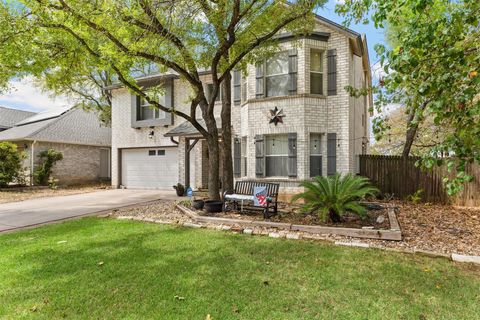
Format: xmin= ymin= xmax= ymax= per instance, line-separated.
xmin=292 ymin=174 xmax=379 ymax=222
xmin=0 ymin=142 xmax=25 ymax=187
xmin=370 ymin=106 xmax=452 ymax=156
xmin=34 ymin=149 xmax=64 ymax=186
xmin=0 ymin=0 xmax=325 ymax=199
xmin=337 ymin=0 xmax=480 ymax=195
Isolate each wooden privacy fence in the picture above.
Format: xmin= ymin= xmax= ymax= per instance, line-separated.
xmin=358 ymin=155 xmax=480 ymax=207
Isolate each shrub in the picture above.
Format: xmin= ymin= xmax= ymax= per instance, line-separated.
xmin=292 ymin=173 xmax=379 ymax=223
xmin=34 ymin=149 xmax=63 ymax=186
xmin=405 ymin=189 xmax=423 ymax=204
xmin=0 ymin=142 xmax=25 ymax=187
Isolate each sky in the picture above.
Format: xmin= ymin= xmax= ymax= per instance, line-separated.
xmin=0 ymin=0 xmax=386 ymax=114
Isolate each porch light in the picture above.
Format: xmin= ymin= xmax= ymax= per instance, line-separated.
xmin=148 ymin=131 xmax=155 ymax=139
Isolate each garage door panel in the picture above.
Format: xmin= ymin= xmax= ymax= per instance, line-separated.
xmin=121 ymin=148 xmax=178 ymax=189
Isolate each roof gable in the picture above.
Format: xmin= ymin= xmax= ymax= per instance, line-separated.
xmin=0 ymin=107 xmax=111 ymax=146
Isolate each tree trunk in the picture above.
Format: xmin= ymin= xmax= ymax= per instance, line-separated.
xmin=402 ymin=109 xmax=419 ymax=157
xmin=204 ymin=111 xmax=221 ymax=200
xmin=402 ymin=101 xmax=428 ymax=157
xmin=221 ymin=72 xmax=234 ymax=195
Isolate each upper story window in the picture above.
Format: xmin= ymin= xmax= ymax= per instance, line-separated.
xmin=139 ymin=95 xmax=166 ymax=121
xmin=310 ymin=49 xmax=324 ymax=95
xmin=266 ymin=52 xmax=290 ymax=97
xmin=241 ymin=73 xmax=247 ymax=103
xmin=131 ymin=79 xmax=173 ymax=128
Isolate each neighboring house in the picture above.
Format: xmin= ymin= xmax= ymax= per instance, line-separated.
xmin=107 ymin=14 xmax=372 ymax=199
xmin=0 ymin=107 xmax=111 ymax=185
xmin=0 ymin=106 xmax=36 ymax=132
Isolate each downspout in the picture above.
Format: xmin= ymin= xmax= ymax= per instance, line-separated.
xmin=30 ymin=140 xmax=36 ymax=186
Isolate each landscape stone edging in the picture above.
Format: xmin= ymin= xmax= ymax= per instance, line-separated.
xmin=176 ymin=204 xmax=402 ymax=241
xmin=114 ymin=210 xmax=480 ymax=266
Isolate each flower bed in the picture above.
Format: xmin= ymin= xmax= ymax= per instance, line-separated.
xmin=183 ymin=202 xmax=402 ymax=241
xmin=204 ymin=203 xmax=391 ymax=229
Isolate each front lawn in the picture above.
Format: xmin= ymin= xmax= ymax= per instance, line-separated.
xmin=0 ymin=218 xmax=479 ymax=319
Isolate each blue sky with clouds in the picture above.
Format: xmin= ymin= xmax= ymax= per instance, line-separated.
xmin=0 ymin=0 xmax=385 ymax=113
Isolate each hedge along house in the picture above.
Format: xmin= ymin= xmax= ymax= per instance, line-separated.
xmin=108 ymin=14 xmax=372 ymax=199
xmin=0 ymin=107 xmax=111 ymax=185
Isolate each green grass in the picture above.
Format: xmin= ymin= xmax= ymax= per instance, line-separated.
xmin=0 ymin=218 xmax=479 ymax=319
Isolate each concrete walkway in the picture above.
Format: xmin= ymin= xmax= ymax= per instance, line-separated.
xmin=0 ymin=189 xmax=178 ymax=233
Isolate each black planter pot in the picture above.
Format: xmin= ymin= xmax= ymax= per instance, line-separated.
xmin=173 ymin=184 xmax=185 ymax=197
xmin=192 ymin=200 xmax=204 ymax=210
xmin=203 ymin=200 xmax=223 ymax=213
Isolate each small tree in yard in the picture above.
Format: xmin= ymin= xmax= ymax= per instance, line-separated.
xmin=34 ymin=149 xmax=63 ymax=186
xmin=292 ymin=174 xmax=379 ymax=223
xmin=0 ymin=142 xmax=25 ymax=187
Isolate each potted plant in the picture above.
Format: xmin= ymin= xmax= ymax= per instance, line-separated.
xmin=173 ymin=183 xmax=185 ymax=197
xmin=192 ymin=199 xmax=204 ymax=210
xmin=203 ymin=200 xmax=223 ymax=213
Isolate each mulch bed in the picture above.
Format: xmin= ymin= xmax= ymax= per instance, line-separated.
xmin=109 ymin=200 xmax=480 ymax=256
xmin=201 ymin=206 xmax=391 ymax=230
xmin=385 ymin=201 xmax=480 ymax=256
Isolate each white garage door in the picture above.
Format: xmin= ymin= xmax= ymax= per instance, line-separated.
xmin=121 ymin=148 xmax=178 ymax=189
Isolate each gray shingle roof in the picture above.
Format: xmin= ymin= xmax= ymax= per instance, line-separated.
xmin=0 ymin=107 xmax=111 ymax=146
xmin=164 ymin=118 xmax=221 ymax=137
xmin=0 ymin=106 xmax=36 ymax=129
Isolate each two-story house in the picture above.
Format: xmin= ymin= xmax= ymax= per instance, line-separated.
xmin=108 ymin=14 xmax=372 ymax=199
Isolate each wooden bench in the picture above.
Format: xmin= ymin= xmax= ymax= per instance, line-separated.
xmin=223 ymin=181 xmax=280 ymax=218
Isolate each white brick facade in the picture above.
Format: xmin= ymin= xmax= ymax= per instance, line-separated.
xmin=110 ymin=17 xmax=371 ymax=197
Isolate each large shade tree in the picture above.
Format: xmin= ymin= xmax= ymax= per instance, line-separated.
xmin=0 ymin=0 xmax=324 ymax=199
xmin=338 ymin=0 xmax=480 ymax=194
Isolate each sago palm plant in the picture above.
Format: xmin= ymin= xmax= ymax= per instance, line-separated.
xmin=291 ymin=173 xmax=379 ymax=222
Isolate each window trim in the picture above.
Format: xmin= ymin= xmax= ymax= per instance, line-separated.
xmin=241 ymin=136 xmax=247 ymax=177
xmin=139 ymin=96 xmax=166 ymax=121
xmin=309 ymin=133 xmax=323 ymax=177
xmin=265 ymin=51 xmax=290 ymax=98
xmin=310 ymin=48 xmax=324 ymax=95
xmin=265 ymin=134 xmax=289 ymax=177
xmin=241 ymin=72 xmax=247 ymax=104
xmin=131 ymin=78 xmax=173 ymax=128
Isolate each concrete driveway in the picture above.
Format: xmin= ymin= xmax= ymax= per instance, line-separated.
xmin=0 ymin=189 xmax=178 ymax=233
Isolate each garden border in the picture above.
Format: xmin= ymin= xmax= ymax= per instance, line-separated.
xmin=177 ymin=204 xmax=402 ymax=241
xmin=113 ymin=206 xmax=480 ymax=266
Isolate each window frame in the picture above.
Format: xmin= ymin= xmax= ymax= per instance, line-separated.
xmin=139 ymin=96 xmax=166 ymax=121
xmin=241 ymin=136 xmax=247 ymax=177
xmin=309 ymin=133 xmax=323 ymax=177
xmin=265 ymin=51 xmax=290 ymax=97
xmin=241 ymin=72 xmax=247 ymax=104
xmin=310 ymin=48 xmax=324 ymax=95
xmin=265 ymin=134 xmax=289 ymax=177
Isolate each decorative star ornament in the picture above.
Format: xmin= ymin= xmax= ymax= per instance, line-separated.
xmin=269 ymin=106 xmax=285 ymax=126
